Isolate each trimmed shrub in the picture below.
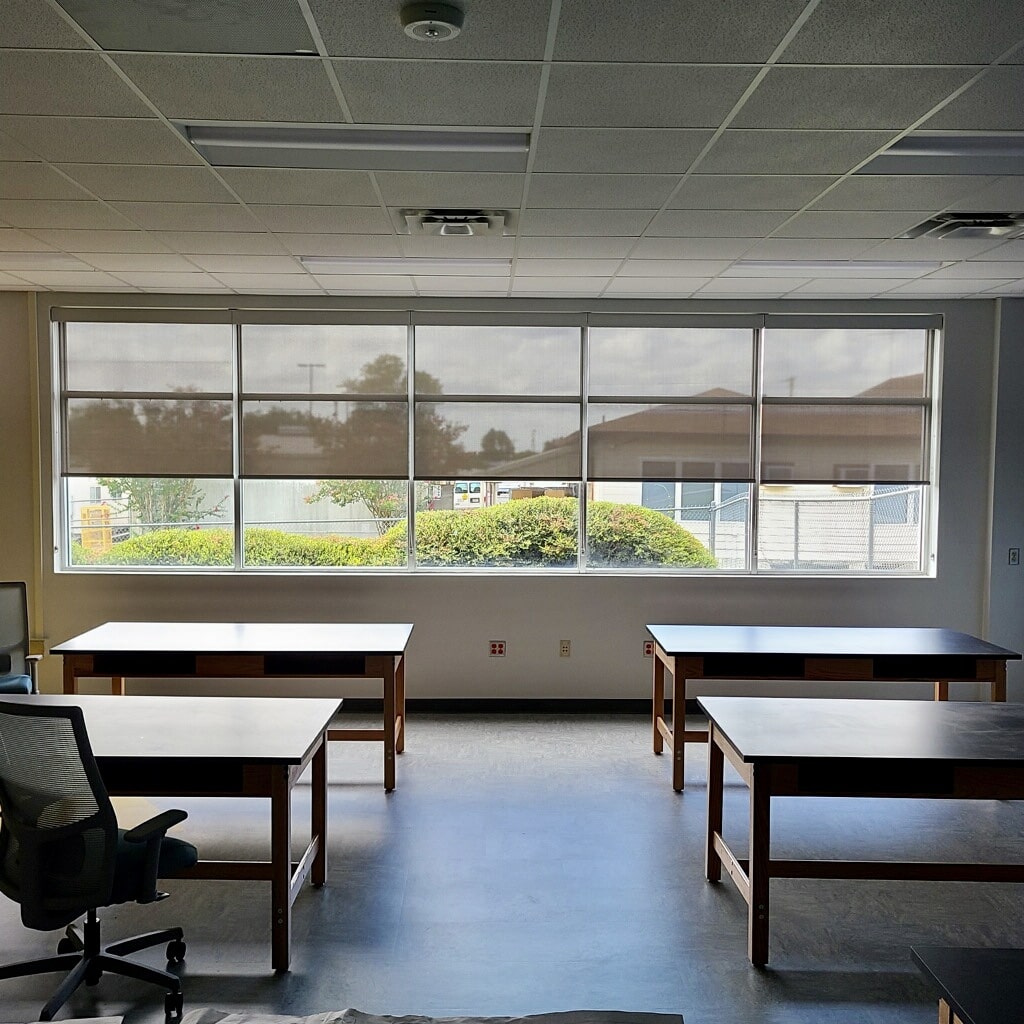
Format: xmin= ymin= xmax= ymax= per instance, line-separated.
xmin=93 ymin=527 xmax=233 ymax=566
xmin=244 ymin=528 xmax=403 ymax=567
xmin=587 ymin=500 xmax=716 ymax=568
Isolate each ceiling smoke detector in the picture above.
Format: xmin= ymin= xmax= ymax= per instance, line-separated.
xmin=402 ymin=209 xmax=508 ymax=236
xmin=901 ymin=212 xmax=1024 ymax=241
xmin=401 ymin=3 xmax=464 ymax=41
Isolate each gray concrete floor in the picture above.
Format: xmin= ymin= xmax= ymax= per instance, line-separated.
xmin=2 ymin=713 xmax=1023 ymax=1023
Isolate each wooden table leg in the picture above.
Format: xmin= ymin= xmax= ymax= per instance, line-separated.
xmin=270 ymin=766 xmax=292 ymax=972
xmin=747 ymin=763 xmax=771 ymax=967
xmin=672 ymin=668 xmax=686 ymax=792
xmin=653 ymin=652 xmax=665 ymax=755
xmin=62 ymin=659 xmax=79 ymax=695
xmin=383 ymin=658 xmax=397 ymax=792
xmin=934 ymin=679 xmax=949 ymax=701
xmin=111 ymin=675 xmax=126 ymax=696
xmin=705 ymin=725 xmax=724 ymax=883
xmin=938 ymin=998 xmax=952 ymax=1024
xmin=311 ymin=734 xmax=327 ymax=887
xmin=992 ymin=660 xmax=1007 ymax=702
xmin=395 ymin=653 xmax=406 ymax=755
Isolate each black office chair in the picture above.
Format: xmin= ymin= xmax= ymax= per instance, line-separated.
xmin=0 ymin=582 xmax=38 ymax=694
xmin=0 ymin=700 xmax=198 ymax=1021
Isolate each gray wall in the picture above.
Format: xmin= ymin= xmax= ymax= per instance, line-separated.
xmin=4 ymin=291 xmax=1020 ymax=701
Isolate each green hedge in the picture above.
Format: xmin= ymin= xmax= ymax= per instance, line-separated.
xmin=75 ymin=497 xmax=715 ymax=569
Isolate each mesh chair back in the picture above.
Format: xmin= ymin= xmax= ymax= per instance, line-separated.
xmin=0 ymin=582 xmax=30 ymax=677
xmin=0 ymin=701 xmax=118 ymax=930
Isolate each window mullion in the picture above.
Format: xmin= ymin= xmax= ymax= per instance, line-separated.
xmin=233 ymin=322 xmax=243 ymax=571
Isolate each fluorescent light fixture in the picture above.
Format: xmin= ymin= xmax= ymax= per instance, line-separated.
xmin=179 ymin=123 xmax=531 ymax=172
xmin=300 ymin=256 xmax=512 ymax=276
xmin=858 ymin=134 xmax=1024 ymax=175
xmin=1 ymin=252 xmax=90 ymax=271
xmin=726 ymin=260 xmax=942 ymax=278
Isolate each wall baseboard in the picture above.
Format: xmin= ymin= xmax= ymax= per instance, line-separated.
xmin=341 ymin=697 xmax=700 ymax=715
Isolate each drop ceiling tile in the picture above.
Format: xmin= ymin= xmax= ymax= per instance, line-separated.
xmin=0 ymin=272 xmax=35 ymax=287
xmin=543 ymin=65 xmax=757 ymax=128
xmin=927 ymin=261 xmax=1024 ymax=279
xmin=187 ymin=255 xmax=305 ymax=274
xmin=1 ymin=0 xmax=89 ymax=48
xmin=57 ymin=164 xmax=235 ymax=203
xmin=399 ymin=236 xmax=514 ymax=258
xmin=630 ymin=237 xmax=759 ymax=258
xmin=152 ymin=231 xmax=286 ymax=255
xmin=668 ymin=175 xmax=835 ymax=211
xmin=374 ymin=172 xmax=523 ymax=209
xmin=603 ymin=277 xmax=708 ymax=295
xmin=734 ymin=67 xmax=976 ymax=130
xmin=787 ymin=279 xmax=913 ymax=296
xmin=982 ymin=281 xmax=1024 ymax=294
xmin=511 ymin=277 xmax=607 ymax=295
xmin=27 ymin=228 xmax=172 ymax=252
xmin=861 ymin=237 xmax=1007 ymax=260
xmin=781 ymin=0 xmax=1024 ymax=64
xmin=211 ymin=273 xmax=323 ymax=292
xmin=252 ymin=205 xmax=391 ymax=234
xmin=218 ymin=168 xmax=379 ymax=207
xmin=695 ymin=277 xmax=809 ymax=296
xmin=81 ymin=252 xmax=198 ymax=272
xmin=415 ymin=277 xmax=512 ymax=294
xmin=619 ymin=259 xmax=733 ymax=276
xmin=0 ymin=51 xmax=150 ymax=116
xmin=810 ymin=175 xmax=998 ymax=212
xmin=0 ymin=163 xmax=92 ymax=200
xmin=315 ymin=275 xmax=415 ymax=294
xmin=527 ymin=174 xmax=677 ymax=210
xmin=331 ymin=60 xmax=541 ymax=126
xmin=309 ymin=0 xmax=552 ymax=60
xmin=109 ymin=271 xmax=224 ymax=289
xmin=0 ymin=116 xmax=201 ymax=165
xmin=743 ymin=237 xmax=878 ymax=258
xmin=0 ymin=199 xmax=133 ymax=230
xmin=519 ymin=209 xmax=653 ymax=236
xmin=535 ymin=128 xmax=714 ymax=174
xmin=968 ymin=241 xmax=1024 ymax=261
xmin=55 ymin=0 xmax=316 ymax=54
xmin=280 ymin=234 xmax=402 ymax=258
xmin=885 ymin=279 xmax=1013 ymax=295
xmin=12 ymin=269 xmax=133 ymax=288
xmin=516 ymin=237 xmax=635 ymax=258
xmin=0 ymin=227 xmax=58 ymax=251
xmin=924 ymin=67 xmax=1024 ymax=130
xmin=950 ymin=177 xmax=1024 ymax=211
xmin=775 ymin=211 xmax=931 ymax=239
xmin=555 ymin=0 xmax=810 ymax=62
xmin=112 ymin=55 xmax=343 ymax=122
xmin=514 ymin=259 xmax=622 ymax=276
xmin=0 ymin=131 xmax=38 ymax=162
xmin=649 ymin=209 xmax=792 ymax=237
xmin=698 ymin=131 xmax=898 ymax=175
xmin=111 ymin=201 xmax=262 ymax=232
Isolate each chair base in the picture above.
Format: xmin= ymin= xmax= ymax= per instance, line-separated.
xmin=0 ymin=908 xmax=185 ymax=1021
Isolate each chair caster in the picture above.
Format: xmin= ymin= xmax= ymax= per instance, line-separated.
xmin=165 ymin=990 xmax=184 ymax=1020
xmin=166 ymin=938 xmax=187 ymax=963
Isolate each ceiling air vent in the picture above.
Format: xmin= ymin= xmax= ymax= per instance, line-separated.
xmin=402 ymin=209 xmax=508 ymax=236
xmin=901 ymin=212 xmax=1024 ymax=240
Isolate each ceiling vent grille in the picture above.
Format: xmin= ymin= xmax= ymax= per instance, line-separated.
xmin=901 ymin=212 xmax=1024 ymax=240
xmin=402 ymin=209 xmax=508 ymax=236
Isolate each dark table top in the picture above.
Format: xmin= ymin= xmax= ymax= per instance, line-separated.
xmin=698 ymin=696 xmax=1024 ymax=764
xmin=0 ymin=693 xmax=341 ymax=763
xmin=52 ymin=620 xmax=414 ymax=656
xmin=912 ymin=946 xmax=1024 ymax=1024
xmin=646 ymin=625 xmax=1019 ymax=660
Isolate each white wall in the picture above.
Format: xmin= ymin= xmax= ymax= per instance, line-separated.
xmin=4 ymin=292 xmax=1016 ymax=701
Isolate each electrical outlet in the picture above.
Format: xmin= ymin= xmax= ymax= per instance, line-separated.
xmin=1011 ymin=548 xmax=1020 ymax=566
xmin=643 ymin=640 xmax=655 ymax=658
xmin=559 ymin=639 xmax=571 ymax=657
xmin=489 ymin=640 xmax=506 ymax=657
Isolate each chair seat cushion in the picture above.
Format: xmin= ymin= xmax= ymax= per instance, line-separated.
xmin=110 ymin=830 xmax=199 ymax=904
xmin=0 ymin=674 xmax=32 ymax=694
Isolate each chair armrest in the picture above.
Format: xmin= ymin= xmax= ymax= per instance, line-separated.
xmin=123 ymin=808 xmax=188 ymax=844
xmin=26 ymin=654 xmax=40 ymax=693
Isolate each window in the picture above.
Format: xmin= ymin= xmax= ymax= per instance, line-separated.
xmin=55 ymin=311 xmax=939 ymax=575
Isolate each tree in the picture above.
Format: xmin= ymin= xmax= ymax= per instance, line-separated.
xmin=479 ymin=428 xmax=515 ymax=466
xmin=306 ymin=479 xmax=405 ymax=536
xmin=98 ymin=477 xmax=227 ymax=527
